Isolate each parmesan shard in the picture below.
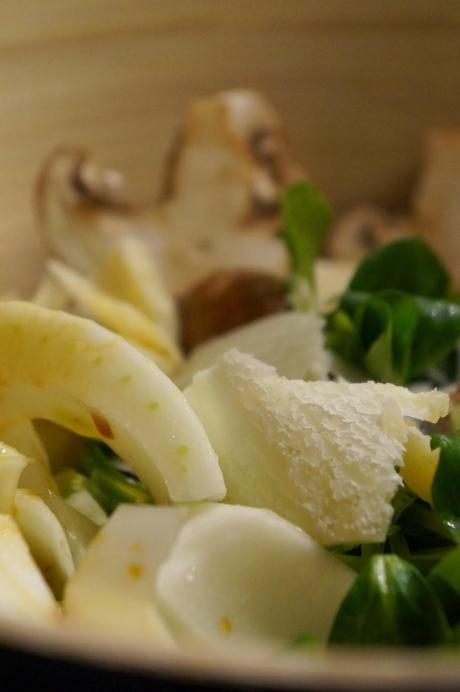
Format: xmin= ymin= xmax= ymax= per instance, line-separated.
xmin=185 ymin=350 xmax=449 ymax=545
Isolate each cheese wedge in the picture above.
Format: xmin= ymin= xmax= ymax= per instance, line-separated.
xmin=185 ymin=350 xmax=448 ymax=545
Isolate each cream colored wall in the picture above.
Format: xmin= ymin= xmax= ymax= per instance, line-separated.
xmin=1 ymin=0 xmax=459 ymax=292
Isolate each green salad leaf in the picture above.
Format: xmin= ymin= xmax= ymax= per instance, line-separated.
xmin=279 ymin=181 xmax=332 ymax=308
xmin=431 ymin=432 xmax=460 ymax=545
xmin=349 ymin=236 xmax=450 ymax=298
xmin=330 ymin=554 xmax=450 ymax=647
xmin=326 ymin=237 xmax=460 ymax=384
xmin=429 ymin=547 xmax=460 ymax=626
xmin=70 ymin=441 xmax=152 ymax=514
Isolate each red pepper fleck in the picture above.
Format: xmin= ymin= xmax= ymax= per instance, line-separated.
xmin=91 ymin=412 xmax=114 ymax=439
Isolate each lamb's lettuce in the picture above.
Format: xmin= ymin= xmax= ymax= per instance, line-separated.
xmin=57 ymin=441 xmax=153 ymax=515
xmin=330 ymin=554 xmax=450 ymax=647
xmin=279 ymin=182 xmax=332 ymax=309
xmin=326 ymin=237 xmax=460 ymax=384
xmin=431 ymin=432 xmax=460 ymax=545
xmin=429 ymin=547 xmax=460 ymax=627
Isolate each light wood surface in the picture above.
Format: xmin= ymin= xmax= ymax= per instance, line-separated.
xmin=1 ymin=1 xmax=459 ymax=293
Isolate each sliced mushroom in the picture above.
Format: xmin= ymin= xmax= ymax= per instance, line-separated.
xmin=326 ymin=205 xmax=409 ymax=262
xmin=412 ymin=129 xmax=460 ymax=287
xmin=36 ymin=90 xmax=306 ymax=295
xmin=179 ymin=270 xmax=289 ymax=353
xmin=35 ymin=147 xmax=140 ymax=276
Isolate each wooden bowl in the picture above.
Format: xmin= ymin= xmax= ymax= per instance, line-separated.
xmin=1 ymin=2 xmax=460 ymax=689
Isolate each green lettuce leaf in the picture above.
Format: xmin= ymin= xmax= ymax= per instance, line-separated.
xmin=349 ymin=236 xmax=450 ymax=298
xmin=326 ymin=237 xmax=460 ymax=384
xmin=429 ymin=547 xmax=460 ymax=626
xmin=431 ymin=432 xmax=460 ymax=545
xmin=330 ymin=554 xmax=450 ymax=647
xmin=279 ymin=181 xmax=332 ymax=308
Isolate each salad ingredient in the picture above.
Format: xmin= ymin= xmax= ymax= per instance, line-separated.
xmin=0 ymin=514 xmax=58 ymax=625
xmin=41 ymin=492 xmax=97 ymax=566
xmin=65 ymin=503 xmax=354 ymax=646
xmin=314 ymin=258 xmax=355 ymax=310
xmin=348 ymin=235 xmax=449 ymax=297
xmin=176 ymin=311 xmax=329 ymax=389
xmin=279 ymin=182 xmax=332 ymax=309
xmin=179 ymin=270 xmax=288 ymax=353
xmin=14 ymin=489 xmax=74 ymax=597
xmin=97 ymin=237 xmax=178 ymax=339
xmin=19 ymin=462 xmax=98 ymax=565
xmin=46 ymin=260 xmax=182 ymax=374
xmin=0 ymin=301 xmax=225 ymax=504
xmin=36 ymin=90 xmax=303 ymax=297
xmin=413 ymin=130 xmax=460 ymax=287
xmin=36 ymin=147 xmax=133 ymax=276
xmin=327 ymin=238 xmax=460 ymax=384
xmin=1 ymin=420 xmax=50 ymax=471
xmin=325 ymin=205 xmax=408 ymax=262
xmin=330 ymin=554 xmax=450 ymax=647
xmin=428 ymin=546 xmax=460 ymax=626
xmin=64 ymin=504 xmax=184 ymax=645
xmin=185 ymin=350 xmax=448 ymax=545
xmin=78 ymin=441 xmax=152 ymax=515
xmin=431 ymin=432 xmax=460 ymax=544
xmin=0 ymin=443 xmax=29 ymax=513
xmin=156 ymin=503 xmax=355 ymax=645
xmin=401 ymin=428 xmax=440 ymax=502
xmin=65 ymin=488 xmax=108 ymax=527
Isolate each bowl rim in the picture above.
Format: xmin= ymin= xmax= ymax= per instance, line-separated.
xmin=1 ymin=616 xmax=460 ymax=690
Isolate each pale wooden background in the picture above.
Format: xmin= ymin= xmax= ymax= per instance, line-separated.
xmin=1 ymin=0 xmax=459 ymax=293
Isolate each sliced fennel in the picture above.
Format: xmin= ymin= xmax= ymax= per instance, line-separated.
xmin=64 ymin=503 xmax=354 ymax=647
xmin=0 ymin=442 xmax=30 ymax=513
xmin=0 ymin=420 xmax=50 ymax=471
xmin=64 ymin=504 xmax=185 ymax=645
xmin=97 ymin=237 xmax=178 ymax=339
xmin=0 ymin=514 xmax=58 ymax=625
xmin=156 ymin=504 xmax=355 ymax=645
xmin=46 ymin=260 xmax=182 ymax=374
xmin=20 ymin=462 xmax=98 ymax=565
xmin=14 ymin=489 xmax=74 ymax=598
xmin=65 ymin=489 xmax=108 ymax=527
xmin=0 ymin=302 xmax=225 ymax=504
xmin=175 ymin=311 xmax=330 ymax=389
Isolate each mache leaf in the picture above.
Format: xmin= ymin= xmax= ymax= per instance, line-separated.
xmin=330 ymin=554 xmax=450 ymax=647
xmin=349 ymin=236 xmax=450 ymax=298
xmin=327 ymin=236 xmax=460 ymax=384
xmin=429 ymin=547 xmax=460 ymax=626
xmin=279 ymin=181 xmax=332 ymax=306
xmin=431 ymin=432 xmax=460 ymax=545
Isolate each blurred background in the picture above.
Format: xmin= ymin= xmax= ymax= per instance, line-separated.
xmin=1 ymin=0 xmax=459 ymax=292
